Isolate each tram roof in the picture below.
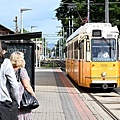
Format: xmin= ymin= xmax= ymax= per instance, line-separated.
xmin=66 ymin=23 xmax=119 ymax=43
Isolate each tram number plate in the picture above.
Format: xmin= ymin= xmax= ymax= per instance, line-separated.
xmin=101 ymin=64 xmax=108 ymax=67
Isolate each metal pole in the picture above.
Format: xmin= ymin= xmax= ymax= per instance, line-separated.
xmin=55 ymin=45 xmax=56 ymax=58
xmin=63 ymin=27 xmax=64 ymax=59
xmin=59 ymin=40 xmax=60 ymax=59
xmin=72 ymin=15 xmax=74 ymax=33
xmin=20 ymin=8 xmax=32 ymax=33
xmin=39 ymin=41 xmax=41 ymax=68
xmin=20 ymin=10 xmax=23 ymax=33
xmin=36 ymin=38 xmax=38 ymax=68
xmin=69 ymin=16 xmax=70 ymax=36
xmin=87 ymin=0 xmax=90 ymax=23
xmin=60 ymin=39 xmax=62 ymax=60
xmin=31 ymin=26 xmax=38 ymax=32
xmin=105 ymin=0 xmax=109 ymax=23
xmin=42 ymin=38 xmax=44 ymax=60
xmin=45 ymin=40 xmax=46 ymax=60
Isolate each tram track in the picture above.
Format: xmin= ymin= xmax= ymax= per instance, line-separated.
xmin=88 ymin=92 xmax=120 ymax=120
xmin=76 ymin=85 xmax=120 ymax=119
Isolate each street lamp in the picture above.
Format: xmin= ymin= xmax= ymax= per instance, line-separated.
xmin=105 ymin=0 xmax=109 ymax=23
xmin=20 ymin=8 xmax=32 ymax=33
xmin=30 ymin=25 xmax=38 ymax=68
xmin=31 ymin=26 xmax=38 ymax=32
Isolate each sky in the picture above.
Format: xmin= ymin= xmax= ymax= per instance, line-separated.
xmin=0 ymin=0 xmax=62 ymax=48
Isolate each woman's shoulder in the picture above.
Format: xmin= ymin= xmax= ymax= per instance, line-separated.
xmin=20 ymin=67 xmax=29 ymax=80
xmin=20 ymin=67 xmax=27 ymax=73
xmin=20 ymin=67 xmax=28 ymax=75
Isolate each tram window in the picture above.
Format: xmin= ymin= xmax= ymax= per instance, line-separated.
xmin=68 ymin=45 xmax=70 ymax=51
xmin=74 ymin=41 xmax=78 ymax=59
xmin=91 ymin=39 xmax=116 ymax=61
xmin=68 ymin=45 xmax=70 ymax=58
xmin=74 ymin=51 xmax=77 ymax=59
xmin=79 ymin=41 xmax=84 ymax=59
xmin=71 ymin=43 xmax=73 ymax=58
xmin=67 ymin=43 xmax=73 ymax=59
xmin=86 ymin=41 xmax=90 ymax=51
xmin=68 ymin=51 xmax=70 ymax=58
xmin=74 ymin=41 xmax=78 ymax=50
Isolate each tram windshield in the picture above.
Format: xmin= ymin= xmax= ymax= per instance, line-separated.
xmin=91 ymin=38 xmax=116 ymax=61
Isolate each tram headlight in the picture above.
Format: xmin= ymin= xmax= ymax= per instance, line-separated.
xmin=101 ymin=72 xmax=107 ymax=77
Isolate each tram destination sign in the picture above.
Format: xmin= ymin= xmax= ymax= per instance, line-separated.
xmin=92 ymin=30 xmax=102 ymax=37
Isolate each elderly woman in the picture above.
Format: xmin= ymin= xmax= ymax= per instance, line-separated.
xmin=10 ymin=51 xmax=36 ymax=120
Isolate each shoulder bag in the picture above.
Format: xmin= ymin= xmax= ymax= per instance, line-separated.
xmin=17 ymin=68 xmax=39 ymax=110
xmin=20 ymin=89 xmax=39 ymax=110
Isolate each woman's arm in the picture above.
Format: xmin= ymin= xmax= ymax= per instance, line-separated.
xmin=21 ymin=79 xmax=36 ymax=97
xmin=20 ymin=68 xmax=37 ymax=98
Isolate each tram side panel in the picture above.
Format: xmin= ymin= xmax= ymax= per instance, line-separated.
xmin=66 ymin=59 xmax=72 ymax=79
xmin=73 ymin=59 xmax=79 ymax=84
xmin=66 ymin=59 xmax=73 ymax=81
xmin=71 ymin=59 xmax=74 ymax=80
xmin=117 ymin=61 xmax=120 ymax=87
xmin=69 ymin=59 xmax=72 ymax=78
xmin=118 ymin=61 xmax=120 ymax=87
xmin=66 ymin=59 xmax=70 ymax=76
xmin=85 ymin=61 xmax=91 ymax=87
xmin=78 ymin=60 xmax=91 ymax=88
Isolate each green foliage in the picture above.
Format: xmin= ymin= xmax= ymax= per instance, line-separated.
xmin=55 ymin=0 xmax=120 ymax=32
xmin=54 ymin=0 xmax=120 ymax=57
xmin=41 ymin=61 xmax=58 ymax=68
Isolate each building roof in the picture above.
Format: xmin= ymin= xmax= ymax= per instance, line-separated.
xmin=0 ymin=24 xmax=14 ymax=34
xmin=0 ymin=32 xmax=42 ymax=40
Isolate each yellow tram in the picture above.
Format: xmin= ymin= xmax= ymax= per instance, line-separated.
xmin=66 ymin=23 xmax=120 ymax=89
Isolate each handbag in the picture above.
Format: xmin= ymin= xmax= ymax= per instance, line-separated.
xmin=16 ymin=69 xmax=39 ymax=110
xmin=20 ymin=89 xmax=39 ymax=110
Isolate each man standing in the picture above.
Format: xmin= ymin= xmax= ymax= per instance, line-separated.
xmin=0 ymin=42 xmax=19 ymax=120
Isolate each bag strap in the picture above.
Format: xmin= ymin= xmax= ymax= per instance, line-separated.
xmin=16 ymin=68 xmax=21 ymax=82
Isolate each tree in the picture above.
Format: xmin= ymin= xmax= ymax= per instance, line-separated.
xmin=55 ymin=0 xmax=120 ymax=33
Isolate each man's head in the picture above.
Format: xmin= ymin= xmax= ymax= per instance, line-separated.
xmin=2 ymin=43 xmax=7 ymax=55
xmin=100 ymin=47 xmax=105 ymax=52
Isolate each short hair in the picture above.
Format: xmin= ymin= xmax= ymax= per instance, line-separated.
xmin=2 ymin=43 xmax=7 ymax=51
xmin=10 ymin=51 xmax=25 ymax=68
xmin=0 ymin=42 xmax=7 ymax=57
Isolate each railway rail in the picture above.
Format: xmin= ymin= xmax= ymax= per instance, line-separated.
xmin=89 ymin=92 xmax=120 ymax=120
xmin=54 ymin=60 xmax=65 ymax=71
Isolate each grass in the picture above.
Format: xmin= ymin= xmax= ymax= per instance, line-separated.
xmin=41 ymin=61 xmax=58 ymax=68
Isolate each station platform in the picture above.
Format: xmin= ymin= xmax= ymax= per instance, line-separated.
xmin=32 ymin=68 xmax=113 ymax=120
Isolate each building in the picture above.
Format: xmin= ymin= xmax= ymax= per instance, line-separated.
xmin=0 ymin=24 xmax=14 ymax=35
